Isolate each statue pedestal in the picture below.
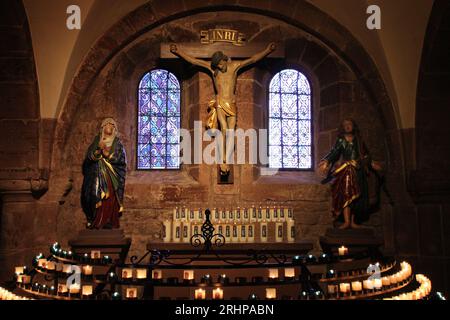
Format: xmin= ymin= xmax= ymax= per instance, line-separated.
xmin=319 ymin=228 xmax=384 ymax=260
xmin=68 ymin=229 xmax=131 ymax=264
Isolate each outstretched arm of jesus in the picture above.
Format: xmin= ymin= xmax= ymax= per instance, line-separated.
xmin=170 ymin=44 xmax=212 ymax=72
xmin=238 ymin=42 xmax=276 ymax=70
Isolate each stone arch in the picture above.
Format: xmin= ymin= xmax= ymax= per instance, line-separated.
xmin=52 ymin=0 xmax=400 ymax=176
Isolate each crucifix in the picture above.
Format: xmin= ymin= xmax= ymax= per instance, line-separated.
xmin=164 ymin=42 xmax=278 ymax=182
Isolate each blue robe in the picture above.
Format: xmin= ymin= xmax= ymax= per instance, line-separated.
xmin=81 ymin=135 xmax=127 ymax=226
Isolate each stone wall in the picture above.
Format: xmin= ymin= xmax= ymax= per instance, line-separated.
xmin=45 ymin=12 xmax=389 ymax=261
xmin=0 ymin=0 xmax=400 ymax=288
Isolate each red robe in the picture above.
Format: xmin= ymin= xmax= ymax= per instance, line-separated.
xmin=92 ymin=173 xmax=120 ymax=229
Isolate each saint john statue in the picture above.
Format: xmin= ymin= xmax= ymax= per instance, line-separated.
xmin=319 ymin=118 xmax=383 ymax=229
xmin=81 ymin=118 xmax=127 ymax=229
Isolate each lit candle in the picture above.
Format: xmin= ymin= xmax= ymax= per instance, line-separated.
xmin=82 ymin=285 xmax=93 ymax=296
xmin=339 ymin=283 xmax=350 ymax=293
xmin=122 ymin=268 xmax=133 ymax=279
xmin=90 ymin=250 xmax=101 ymax=259
xmin=268 ymin=268 xmax=279 ymax=280
xmin=338 ymin=246 xmax=349 ymax=256
xmin=374 ymin=279 xmax=383 ymax=290
xmin=69 ymin=284 xmax=80 ymax=295
xmin=183 ymin=270 xmax=194 ymax=281
xmin=15 ymin=267 xmax=24 ymax=275
xmin=136 ymin=269 xmax=147 ymax=279
xmin=351 ymin=281 xmax=362 ymax=292
xmin=213 ymin=288 xmax=223 ymax=300
xmin=62 ymin=264 xmax=72 ymax=274
xmin=389 ymin=274 xmax=398 ymax=285
xmin=363 ymin=280 xmax=374 ymax=290
xmin=152 ymin=269 xmax=162 ymax=280
xmin=284 ymin=268 xmax=295 ymax=280
xmin=58 ymin=284 xmax=68 ymax=294
xmin=266 ymin=288 xmax=277 ymax=300
xmin=195 ymin=289 xmax=206 ymax=300
xmin=382 ymin=277 xmax=391 ymax=287
xmin=126 ymin=288 xmax=138 ymax=299
xmin=82 ymin=265 xmax=93 ymax=275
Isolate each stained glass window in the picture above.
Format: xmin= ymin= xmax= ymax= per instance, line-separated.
xmin=269 ymin=69 xmax=312 ymax=169
xmin=137 ymin=69 xmax=181 ymax=169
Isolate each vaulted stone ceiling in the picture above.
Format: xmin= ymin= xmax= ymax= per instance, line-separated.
xmin=22 ymin=0 xmax=433 ymax=129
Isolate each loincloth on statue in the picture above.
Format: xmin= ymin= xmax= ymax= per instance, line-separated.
xmin=331 ymin=160 xmax=361 ymax=216
xmin=206 ymin=99 xmax=236 ymax=130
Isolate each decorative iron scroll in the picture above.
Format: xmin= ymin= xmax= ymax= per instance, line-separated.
xmin=190 ymin=209 xmax=225 ymax=251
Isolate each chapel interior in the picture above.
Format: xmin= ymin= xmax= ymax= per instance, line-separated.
xmin=0 ymin=0 xmax=449 ymax=301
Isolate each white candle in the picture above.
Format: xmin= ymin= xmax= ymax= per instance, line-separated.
xmin=62 ymin=264 xmax=72 ymax=274
xmin=58 ymin=284 xmax=68 ymax=293
xmin=374 ymin=279 xmax=383 ymax=290
xmin=122 ymin=268 xmax=133 ymax=279
xmin=351 ymin=281 xmax=362 ymax=292
xmin=238 ymin=225 xmax=247 ymax=243
xmin=82 ymin=285 xmax=93 ymax=296
xmin=287 ymin=219 xmax=295 ymax=243
xmin=363 ymin=280 xmax=374 ymax=290
xmin=389 ymin=274 xmax=398 ymax=284
xmin=181 ymin=222 xmax=191 ymax=243
xmin=268 ymin=268 xmax=279 ymax=279
xmin=136 ymin=269 xmax=147 ymax=279
xmin=247 ymin=225 xmax=255 ymax=243
xmin=183 ymin=270 xmax=194 ymax=281
xmin=260 ymin=222 xmax=268 ymax=242
xmin=213 ymin=288 xmax=223 ymax=300
xmin=82 ymin=265 xmax=93 ymax=275
xmin=173 ymin=207 xmax=179 ymax=221
xmin=90 ymin=251 xmax=101 ymax=259
xmin=195 ymin=288 xmax=205 ymax=300
xmin=231 ymin=224 xmax=239 ymax=243
xmin=126 ymin=288 xmax=138 ymax=299
xmin=15 ymin=267 xmax=24 ymax=275
xmin=275 ymin=222 xmax=283 ymax=243
xmin=69 ymin=284 xmax=80 ymax=294
xmin=338 ymin=246 xmax=349 ymax=256
xmin=284 ymin=268 xmax=295 ymax=279
xmin=339 ymin=283 xmax=350 ymax=293
xmin=266 ymin=288 xmax=277 ymax=299
xmin=172 ymin=221 xmax=181 ymax=243
xmin=163 ymin=220 xmax=172 ymax=242
xmin=152 ymin=269 xmax=162 ymax=280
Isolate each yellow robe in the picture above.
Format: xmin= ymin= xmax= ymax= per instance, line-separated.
xmin=207 ymin=98 xmax=236 ymax=130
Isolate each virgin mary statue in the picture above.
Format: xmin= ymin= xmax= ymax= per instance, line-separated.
xmin=81 ymin=118 xmax=127 ymax=229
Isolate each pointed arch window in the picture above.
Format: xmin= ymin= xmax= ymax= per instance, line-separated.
xmin=137 ymin=69 xmax=181 ymax=170
xmin=268 ymin=69 xmax=312 ymax=169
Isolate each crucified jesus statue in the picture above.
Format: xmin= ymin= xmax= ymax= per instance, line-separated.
xmin=170 ymin=42 xmax=276 ymax=175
